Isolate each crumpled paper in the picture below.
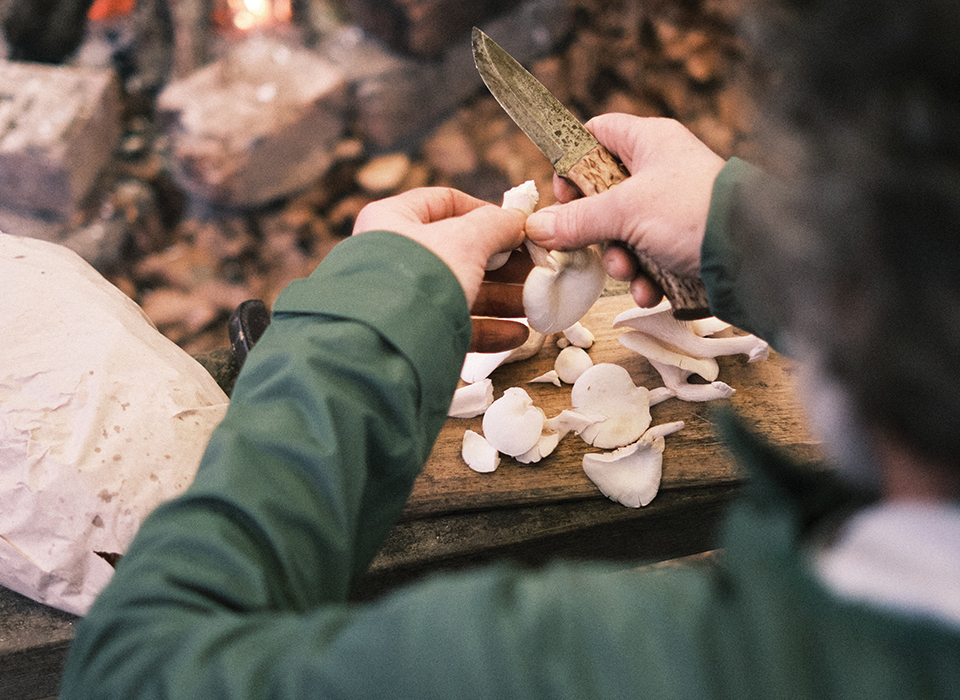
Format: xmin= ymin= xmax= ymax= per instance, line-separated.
xmin=1 ymin=233 xmax=229 ymax=615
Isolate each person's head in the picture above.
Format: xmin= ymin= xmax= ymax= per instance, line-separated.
xmin=733 ymin=0 xmax=960 ymax=488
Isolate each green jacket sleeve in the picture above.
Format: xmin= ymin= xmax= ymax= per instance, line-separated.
xmin=700 ymin=157 xmax=785 ymax=350
xmin=59 ymin=231 xmax=478 ymax=696
xmin=59 ymin=188 xmax=960 ymax=700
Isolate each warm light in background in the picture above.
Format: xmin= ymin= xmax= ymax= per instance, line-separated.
xmin=226 ymin=0 xmax=292 ymax=30
xmin=87 ymin=0 xmax=135 ymax=21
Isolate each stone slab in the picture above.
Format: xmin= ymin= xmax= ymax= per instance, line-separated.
xmin=0 ymin=61 xmax=122 ymax=219
xmin=156 ymin=34 xmax=348 ymax=208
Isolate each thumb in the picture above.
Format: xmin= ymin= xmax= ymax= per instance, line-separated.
xmin=459 ymin=204 xmax=527 ymax=259
xmin=526 ymin=189 xmax=628 ymax=251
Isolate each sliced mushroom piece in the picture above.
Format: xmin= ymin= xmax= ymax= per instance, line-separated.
xmin=562 ymin=322 xmax=595 ymax=348
xmin=570 ymin=363 xmax=652 ymax=449
xmin=501 ymin=179 xmax=540 ymax=215
xmin=554 ymin=345 xmax=593 ymax=384
xmin=543 ymin=408 xmax=600 ymax=440
xmin=582 ymin=422 xmax=683 ymax=508
xmin=448 ymin=379 xmax=494 ymax=418
xmin=515 ymin=428 xmax=561 ymax=465
xmin=462 ymin=430 xmax=501 ymax=473
xmin=529 ymin=369 xmax=562 ymax=387
xmin=523 ymin=246 xmax=607 ymax=335
xmin=481 ymin=387 xmax=546 ymax=457
xmin=648 ymin=357 xmax=735 ymax=402
xmin=460 ymin=326 xmax=546 ymax=383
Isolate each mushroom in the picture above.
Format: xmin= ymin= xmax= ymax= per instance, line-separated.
xmin=569 ymin=363 xmax=652 ymax=449
xmin=460 ymin=325 xmax=546 ymax=384
xmin=529 ymin=369 xmax=562 ymax=387
xmin=582 ymin=421 xmax=684 ymax=508
xmin=462 ymin=430 xmax=501 ymax=473
xmin=448 ymin=379 xmax=494 ymax=418
xmin=487 ymin=180 xmax=540 ymax=270
xmin=647 ymin=357 xmax=736 ymax=402
xmin=514 ymin=428 xmax=561 ymax=465
xmin=614 ymin=301 xmax=770 ymax=362
xmin=561 ymin=322 xmax=595 ymax=348
xmin=618 ymin=329 xmax=720 ymax=382
xmin=554 ymin=345 xmax=594 ymax=384
xmin=481 ymin=387 xmax=546 ymax=457
xmin=523 ymin=246 xmax=607 ymax=335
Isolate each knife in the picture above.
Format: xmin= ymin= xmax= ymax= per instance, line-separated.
xmin=471 ymin=27 xmax=711 ymax=320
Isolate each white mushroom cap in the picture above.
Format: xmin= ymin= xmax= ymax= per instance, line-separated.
xmin=570 ymin=363 xmax=652 ymax=449
xmin=462 ymin=430 xmax=501 ymax=473
xmin=582 ymin=430 xmax=666 ymax=508
xmin=448 ymin=379 xmax=494 ymax=418
xmin=554 ymin=345 xmax=594 ymax=384
xmin=523 ymin=247 xmax=606 ymax=335
xmin=481 ymin=387 xmax=546 ymax=457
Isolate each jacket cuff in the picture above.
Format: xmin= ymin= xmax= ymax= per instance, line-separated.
xmin=272 ymin=230 xmax=472 ymax=403
xmin=700 ymin=157 xmax=756 ymax=327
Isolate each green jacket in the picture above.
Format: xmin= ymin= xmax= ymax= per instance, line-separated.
xmin=60 ymin=161 xmax=960 ymax=699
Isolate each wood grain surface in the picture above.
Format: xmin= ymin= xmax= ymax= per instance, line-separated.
xmin=403 ymin=294 xmax=818 ymax=519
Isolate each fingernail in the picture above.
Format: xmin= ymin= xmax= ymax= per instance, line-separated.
xmin=526 ymin=206 xmax=557 ymax=239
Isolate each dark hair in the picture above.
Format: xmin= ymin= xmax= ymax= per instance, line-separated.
xmin=733 ymin=0 xmax=960 ymax=468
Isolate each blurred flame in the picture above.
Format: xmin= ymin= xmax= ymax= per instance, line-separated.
xmin=227 ymin=0 xmax=292 ymax=30
xmin=87 ymin=0 xmax=135 ymax=21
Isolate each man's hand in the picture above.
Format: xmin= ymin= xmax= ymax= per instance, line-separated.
xmin=353 ymin=187 xmax=531 ymax=352
xmin=526 ymin=115 xmax=725 ymax=309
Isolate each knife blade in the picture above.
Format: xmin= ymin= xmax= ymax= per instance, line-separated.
xmin=472 ymin=27 xmax=711 ymax=320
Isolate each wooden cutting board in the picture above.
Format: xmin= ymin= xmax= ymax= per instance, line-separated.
xmin=404 ymin=295 xmax=818 ymax=519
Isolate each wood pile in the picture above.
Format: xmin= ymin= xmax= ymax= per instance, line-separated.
xmin=99 ymin=0 xmax=756 ymax=357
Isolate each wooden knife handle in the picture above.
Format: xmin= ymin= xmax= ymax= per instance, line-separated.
xmin=565 ymin=144 xmax=712 ymax=320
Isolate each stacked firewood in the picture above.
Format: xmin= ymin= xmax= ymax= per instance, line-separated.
xmin=107 ymin=0 xmax=755 ymax=356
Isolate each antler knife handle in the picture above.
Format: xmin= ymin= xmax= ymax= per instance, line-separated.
xmin=564 ymin=144 xmax=712 ymax=320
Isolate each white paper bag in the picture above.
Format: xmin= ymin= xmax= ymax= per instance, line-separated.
xmin=0 ymin=233 xmax=229 ymax=615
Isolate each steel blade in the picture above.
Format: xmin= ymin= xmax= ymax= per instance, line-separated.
xmin=472 ymin=28 xmax=598 ymax=177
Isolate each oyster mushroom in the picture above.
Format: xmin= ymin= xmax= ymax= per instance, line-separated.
xmin=614 ymin=300 xmax=770 ymax=362
xmin=647 ymin=357 xmax=736 ymax=402
xmin=570 ymin=363 xmax=652 ymax=449
xmin=561 ymin=322 xmax=595 ymax=349
xmin=554 ymin=345 xmax=594 ymax=384
xmin=487 ymin=180 xmax=540 ymax=270
xmin=481 ymin=387 xmax=546 ymax=457
xmin=523 ymin=246 xmax=607 ymax=335
xmin=618 ymin=330 xmax=720 ymax=382
xmin=582 ymin=421 xmax=684 ymax=508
